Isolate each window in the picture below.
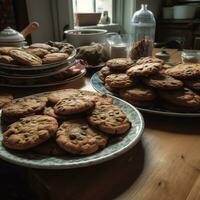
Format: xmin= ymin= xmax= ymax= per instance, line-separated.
xmin=72 ymin=0 xmax=112 ymax=22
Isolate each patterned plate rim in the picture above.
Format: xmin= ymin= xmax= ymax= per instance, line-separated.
xmin=0 ymin=91 xmax=144 ymax=169
xmin=90 ymin=72 xmax=200 ymax=117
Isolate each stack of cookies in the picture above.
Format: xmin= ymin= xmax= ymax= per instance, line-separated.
xmin=98 ymin=57 xmax=200 ymax=113
xmin=1 ymin=89 xmax=131 ymax=156
xmin=0 ymin=42 xmax=74 ymax=66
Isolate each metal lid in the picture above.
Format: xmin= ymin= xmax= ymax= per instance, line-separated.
xmin=0 ymin=27 xmax=25 ymax=43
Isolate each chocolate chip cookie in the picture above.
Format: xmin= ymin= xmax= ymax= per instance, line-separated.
xmin=0 ymin=94 xmax=13 ymax=108
xmin=33 ymin=139 xmax=66 ymax=156
xmin=143 ymin=73 xmax=183 ymax=90
xmin=54 ymin=94 xmax=95 ymax=115
xmin=9 ymin=49 xmax=42 ymax=66
xmin=164 ymin=64 xmax=200 ymax=79
xmin=56 ymin=119 xmax=108 ymax=155
xmin=136 ymin=57 xmax=164 ymax=65
xmin=159 ymin=88 xmax=200 ymax=108
xmin=98 ymin=66 xmax=114 ymax=82
xmin=0 ymin=47 xmax=16 ymax=55
xmin=30 ymin=43 xmax=52 ymax=50
xmin=0 ymin=55 xmax=14 ymax=64
xmin=119 ymin=85 xmax=156 ymax=101
xmin=127 ymin=63 xmax=161 ymax=77
xmin=105 ymin=73 xmax=136 ymax=88
xmin=26 ymin=48 xmax=49 ymax=58
xmin=3 ymin=115 xmax=58 ymax=150
xmin=107 ymin=58 xmax=134 ymax=71
xmin=48 ymin=89 xmax=81 ymax=104
xmin=2 ymin=96 xmax=47 ymax=118
xmin=42 ymin=53 xmax=69 ymax=64
xmin=87 ymin=102 xmax=131 ymax=134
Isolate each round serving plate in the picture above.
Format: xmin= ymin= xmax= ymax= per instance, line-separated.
xmin=90 ymin=72 xmax=200 ymax=117
xmin=0 ymin=49 xmax=76 ymax=71
xmin=0 ymin=68 xmax=86 ymax=88
xmin=0 ymin=94 xmax=144 ymax=169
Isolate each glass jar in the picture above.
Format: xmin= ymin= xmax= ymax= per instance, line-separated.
xmin=130 ymin=4 xmax=156 ymax=60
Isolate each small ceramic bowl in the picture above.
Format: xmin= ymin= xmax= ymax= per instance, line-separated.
xmin=64 ymin=29 xmax=107 ymax=47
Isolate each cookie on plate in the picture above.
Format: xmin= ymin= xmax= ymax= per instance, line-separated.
xmin=30 ymin=43 xmax=52 ymax=50
xmin=42 ymin=53 xmax=69 ymax=64
xmin=54 ymin=94 xmax=95 ymax=115
xmin=98 ymin=66 xmax=114 ymax=82
xmin=106 ymin=58 xmax=134 ymax=71
xmin=127 ymin=63 xmax=161 ymax=77
xmin=159 ymin=88 xmax=200 ymax=108
xmin=143 ymin=73 xmax=183 ymax=90
xmin=104 ymin=82 xmax=118 ymax=92
xmin=56 ymin=119 xmax=108 ymax=155
xmin=9 ymin=49 xmax=42 ymax=66
xmin=0 ymin=94 xmax=13 ymax=108
xmin=105 ymin=73 xmax=136 ymax=88
xmin=164 ymin=64 xmax=200 ymax=79
xmin=2 ymin=96 xmax=47 ymax=118
xmin=33 ymin=139 xmax=66 ymax=156
xmin=48 ymin=89 xmax=81 ymax=104
xmin=136 ymin=57 xmax=164 ymax=65
xmin=183 ymin=78 xmax=200 ymax=91
xmin=0 ymin=55 xmax=14 ymax=64
xmin=87 ymin=102 xmax=131 ymax=134
xmin=0 ymin=47 xmax=16 ymax=55
xmin=3 ymin=115 xmax=58 ymax=150
xmin=26 ymin=48 xmax=49 ymax=58
xmin=119 ymin=85 xmax=156 ymax=101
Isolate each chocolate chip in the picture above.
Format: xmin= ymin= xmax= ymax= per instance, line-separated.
xmin=69 ymin=133 xmax=77 ymax=140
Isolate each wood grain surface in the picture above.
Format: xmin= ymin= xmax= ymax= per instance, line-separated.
xmin=1 ymin=49 xmax=200 ymax=200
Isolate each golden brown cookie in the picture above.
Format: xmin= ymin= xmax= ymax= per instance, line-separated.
xmin=54 ymin=94 xmax=95 ymax=115
xmin=98 ymin=66 xmax=114 ymax=82
xmin=136 ymin=57 xmax=164 ymax=65
xmin=2 ymin=96 xmax=47 ymax=118
xmin=30 ymin=43 xmax=52 ymax=50
xmin=119 ymin=85 xmax=156 ymax=101
xmin=26 ymin=48 xmax=49 ymax=58
xmin=0 ymin=94 xmax=13 ymax=108
xmin=0 ymin=47 xmax=16 ymax=55
xmin=183 ymin=78 xmax=200 ymax=91
xmin=3 ymin=115 xmax=58 ymax=150
xmin=33 ymin=139 xmax=66 ymax=156
xmin=106 ymin=58 xmax=134 ymax=71
xmin=48 ymin=89 xmax=81 ymax=104
xmin=42 ymin=53 xmax=69 ymax=64
xmin=87 ymin=102 xmax=131 ymax=134
xmin=159 ymin=88 xmax=200 ymax=108
xmin=56 ymin=119 xmax=108 ymax=155
xmin=127 ymin=63 xmax=161 ymax=77
xmin=9 ymin=49 xmax=42 ymax=66
xmin=143 ymin=73 xmax=183 ymax=90
xmin=0 ymin=55 xmax=14 ymax=64
xmin=105 ymin=73 xmax=136 ymax=88
xmin=164 ymin=64 xmax=200 ymax=79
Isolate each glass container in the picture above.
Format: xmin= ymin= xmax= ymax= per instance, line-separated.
xmin=130 ymin=4 xmax=156 ymax=60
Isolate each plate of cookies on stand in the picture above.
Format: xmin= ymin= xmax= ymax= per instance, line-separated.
xmin=0 ymin=42 xmax=87 ymax=87
xmin=0 ymin=89 xmax=144 ymax=169
xmin=91 ymin=57 xmax=200 ymax=117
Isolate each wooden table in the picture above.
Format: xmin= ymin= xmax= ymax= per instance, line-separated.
xmin=1 ymin=49 xmax=200 ymax=200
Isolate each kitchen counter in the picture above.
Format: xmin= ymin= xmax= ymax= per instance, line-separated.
xmin=0 ymin=49 xmax=200 ymax=200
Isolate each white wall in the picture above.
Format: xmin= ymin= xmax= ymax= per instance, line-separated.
xmin=26 ymin=0 xmax=54 ymax=43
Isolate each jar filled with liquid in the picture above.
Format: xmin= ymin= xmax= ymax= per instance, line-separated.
xmin=130 ymin=4 xmax=156 ymax=60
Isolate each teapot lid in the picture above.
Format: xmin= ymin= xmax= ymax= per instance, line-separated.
xmin=0 ymin=27 xmax=25 ymax=43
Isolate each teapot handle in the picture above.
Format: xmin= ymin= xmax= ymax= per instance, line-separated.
xmin=21 ymin=22 xmax=39 ymax=38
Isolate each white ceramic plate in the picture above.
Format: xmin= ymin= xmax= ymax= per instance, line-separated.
xmin=90 ymin=72 xmax=200 ymax=117
xmin=0 ymin=94 xmax=144 ymax=169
